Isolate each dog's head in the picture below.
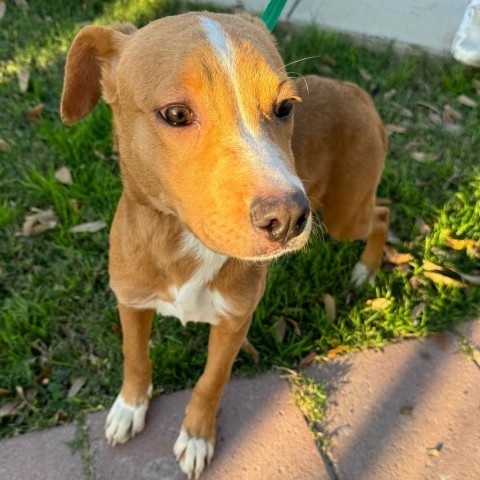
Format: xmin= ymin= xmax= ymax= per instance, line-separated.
xmin=61 ymin=12 xmax=311 ymax=260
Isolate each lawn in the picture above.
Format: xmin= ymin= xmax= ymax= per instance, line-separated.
xmin=1 ymin=0 xmax=479 ymax=439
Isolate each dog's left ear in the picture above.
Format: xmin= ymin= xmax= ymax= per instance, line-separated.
xmin=61 ymin=24 xmax=134 ymax=125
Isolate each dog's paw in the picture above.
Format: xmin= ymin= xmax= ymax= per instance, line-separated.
xmin=105 ymin=387 xmax=151 ymax=446
xmin=350 ymin=262 xmax=375 ymax=287
xmin=174 ymin=428 xmax=214 ymax=480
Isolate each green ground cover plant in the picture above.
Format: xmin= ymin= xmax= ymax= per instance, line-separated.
xmin=1 ymin=0 xmax=479 ymax=438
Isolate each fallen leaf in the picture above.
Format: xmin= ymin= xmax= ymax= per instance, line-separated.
xmin=327 ymin=345 xmax=348 ymax=359
xmin=384 ymin=245 xmax=414 ymax=265
xmin=423 ymin=271 xmax=467 ymax=288
xmin=445 ymin=237 xmax=480 ymax=251
xmin=416 ymin=101 xmax=439 ymax=113
xmin=273 ymin=317 xmax=287 ymax=343
xmin=67 ymin=377 xmax=86 ymax=398
xmin=422 ymin=260 xmax=444 ymax=272
xmin=457 ymin=271 xmax=480 ymax=286
xmin=409 ymin=275 xmax=424 ymax=290
xmin=443 ymin=123 xmax=463 ymax=136
xmin=26 ymin=103 xmax=45 ymax=122
xmin=386 ymin=124 xmax=407 ymax=134
xmin=317 ymin=64 xmax=334 ymax=76
xmin=457 ymin=94 xmax=477 ymax=108
xmin=285 ymin=317 xmax=301 ymax=336
xmin=387 ymin=230 xmax=401 ymax=244
xmin=426 ymin=447 xmax=441 ymax=457
xmin=359 ymin=68 xmax=372 ymax=82
xmin=0 ymin=139 xmax=10 ymax=152
xmin=322 ymin=293 xmax=336 ymax=323
xmin=428 ymin=112 xmax=442 ymax=126
xmin=411 ymin=302 xmax=426 ymax=326
xmin=241 ymin=338 xmax=259 ymax=363
xmin=474 ymin=79 xmax=480 ymax=96
xmin=404 ymin=140 xmax=424 ymax=151
xmin=54 ymin=166 xmax=73 ymax=185
xmin=298 ymin=351 xmax=317 ymax=369
xmin=415 ymin=216 xmax=432 ymax=234
xmin=0 ymin=388 xmax=11 ymax=397
xmin=14 ymin=0 xmax=29 ymax=8
xmin=367 ymin=298 xmax=392 ymax=311
xmin=54 ymin=410 xmax=68 ymax=424
xmin=70 ymin=220 xmax=107 ymax=233
xmin=17 ymin=69 xmax=29 ymax=93
xmin=383 ymin=89 xmax=397 ymax=100
xmin=400 ymin=108 xmax=413 ymax=118
xmin=442 ymin=104 xmax=463 ymax=124
xmin=18 ymin=208 xmax=58 ymax=237
xmin=0 ymin=2 xmax=6 ymax=21
xmin=93 ymin=149 xmax=105 ymax=160
xmin=0 ymin=400 xmax=24 ymax=418
xmin=410 ymin=151 xmax=440 ymax=162
xmin=394 ymin=263 xmax=412 ymax=276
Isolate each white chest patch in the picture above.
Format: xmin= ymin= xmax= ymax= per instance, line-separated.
xmin=128 ymin=233 xmax=230 ymax=326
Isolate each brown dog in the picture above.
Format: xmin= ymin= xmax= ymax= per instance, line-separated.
xmin=61 ymin=12 xmax=387 ymax=479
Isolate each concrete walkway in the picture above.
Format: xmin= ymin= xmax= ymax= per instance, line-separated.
xmin=1 ymin=319 xmax=479 ymax=479
xmin=193 ymin=0 xmax=469 ymax=56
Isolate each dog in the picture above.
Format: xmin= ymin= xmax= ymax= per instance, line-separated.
xmin=61 ymin=12 xmax=388 ymax=479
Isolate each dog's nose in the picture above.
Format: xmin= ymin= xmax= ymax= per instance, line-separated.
xmin=250 ymin=190 xmax=310 ymax=244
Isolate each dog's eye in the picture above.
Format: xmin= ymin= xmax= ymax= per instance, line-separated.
xmin=156 ymin=105 xmax=195 ymax=126
xmin=274 ymin=99 xmax=294 ymax=119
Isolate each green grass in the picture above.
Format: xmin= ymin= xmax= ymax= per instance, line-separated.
xmin=1 ymin=0 xmax=479 ymax=439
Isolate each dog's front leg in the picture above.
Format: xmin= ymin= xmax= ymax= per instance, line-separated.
xmin=174 ymin=314 xmax=252 ymax=479
xmin=105 ymin=304 xmax=154 ymax=445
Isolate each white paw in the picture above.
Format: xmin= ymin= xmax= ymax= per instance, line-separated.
xmin=351 ymin=262 xmax=374 ymax=287
xmin=173 ymin=428 xmax=214 ymax=480
xmin=105 ymin=386 xmax=152 ymax=446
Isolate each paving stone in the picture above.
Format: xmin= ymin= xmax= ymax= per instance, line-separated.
xmin=306 ymin=334 xmax=480 ymax=480
xmin=0 ymin=423 xmax=83 ymax=480
xmin=87 ymin=372 xmax=328 ymax=479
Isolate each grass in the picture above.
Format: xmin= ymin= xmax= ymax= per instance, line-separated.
xmin=1 ymin=0 xmax=479 ymax=439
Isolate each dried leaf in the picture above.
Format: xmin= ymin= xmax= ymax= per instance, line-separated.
xmin=385 ymin=124 xmax=407 ymax=134
xmin=426 ymin=447 xmax=441 ymax=457
xmin=0 ymin=139 xmax=10 ymax=152
xmin=70 ymin=220 xmax=107 ymax=233
xmin=383 ymin=245 xmax=414 ymax=265
xmin=93 ymin=149 xmax=105 ymax=160
xmin=26 ymin=103 xmax=45 ymax=122
xmin=298 ymin=351 xmax=317 ymax=369
xmin=367 ymin=298 xmax=392 ymax=311
xmin=457 ymin=271 xmax=480 ymax=286
xmin=409 ymin=275 xmax=424 ymax=290
xmin=14 ymin=0 xmax=29 ymax=8
xmin=0 ymin=2 xmax=5 ymax=21
xmin=400 ymin=108 xmax=413 ymax=118
xmin=54 ymin=166 xmax=73 ymax=185
xmin=416 ymin=101 xmax=439 ymax=113
xmin=383 ymin=89 xmax=396 ymax=100
xmin=285 ymin=317 xmax=301 ymax=336
xmin=442 ymin=104 xmax=463 ymax=124
xmin=393 ymin=263 xmax=412 ymax=276
xmin=0 ymin=388 xmax=11 ymax=397
xmin=67 ymin=377 xmax=86 ymax=398
xmin=18 ymin=208 xmax=58 ymax=237
xmin=404 ymin=140 xmax=423 ymax=151
xmin=322 ymin=293 xmax=336 ymax=323
xmin=17 ymin=69 xmax=29 ymax=93
xmin=428 ymin=112 xmax=442 ymax=126
xmin=0 ymin=400 xmax=24 ymax=418
xmin=387 ymin=230 xmax=401 ymax=244
xmin=423 ymin=271 xmax=467 ymax=289
xmin=443 ymin=123 xmax=463 ymax=136
xmin=457 ymin=94 xmax=477 ymax=108
xmin=474 ymin=79 xmax=480 ymax=96
xmin=241 ymin=338 xmax=259 ymax=363
xmin=273 ymin=317 xmax=287 ymax=343
xmin=327 ymin=345 xmax=348 ymax=359
xmin=415 ymin=216 xmax=432 ymax=234
xmin=54 ymin=410 xmax=68 ymax=424
xmin=359 ymin=68 xmax=372 ymax=81
xmin=445 ymin=237 xmax=480 ymax=251
xmin=422 ymin=260 xmax=444 ymax=272
xmin=411 ymin=302 xmax=426 ymax=325
xmin=410 ymin=151 xmax=440 ymax=163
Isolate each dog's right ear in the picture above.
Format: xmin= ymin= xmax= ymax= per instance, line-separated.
xmin=61 ymin=25 xmax=133 ymax=125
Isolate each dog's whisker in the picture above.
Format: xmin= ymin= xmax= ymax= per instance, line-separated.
xmin=287 ymin=71 xmax=309 ymax=96
xmin=281 ymin=55 xmax=319 ymax=70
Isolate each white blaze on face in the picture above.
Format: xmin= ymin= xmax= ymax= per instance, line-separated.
xmin=198 ymin=16 xmax=305 ymax=193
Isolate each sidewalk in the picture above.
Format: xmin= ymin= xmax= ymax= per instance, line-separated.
xmin=193 ymin=0 xmax=468 ymax=56
xmin=1 ymin=319 xmax=479 ymax=479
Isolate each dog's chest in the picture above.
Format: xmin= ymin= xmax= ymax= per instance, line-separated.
xmin=130 ymin=252 xmax=230 ymax=326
